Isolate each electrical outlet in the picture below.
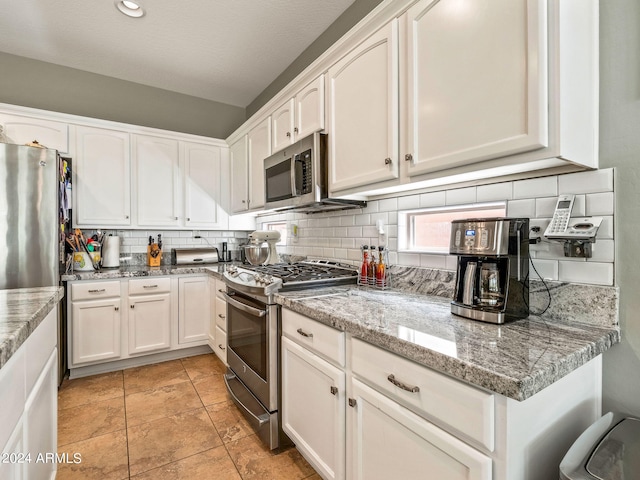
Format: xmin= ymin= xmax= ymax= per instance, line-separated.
xmin=192 ymin=230 xmax=201 ymax=238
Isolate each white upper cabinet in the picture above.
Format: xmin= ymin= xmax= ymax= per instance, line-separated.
xmin=74 ymin=125 xmax=131 ymax=226
xmin=327 ymin=20 xmax=399 ymax=193
xmin=247 ymin=117 xmax=271 ymax=210
xmin=272 ymin=76 xmax=325 ymax=153
xmin=133 ymin=135 xmax=180 ymax=227
xmin=183 ymin=142 xmax=225 ymax=228
xmin=230 ymin=135 xmax=249 ymax=213
xmin=0 ymin=113 xmax=69 ymax=153
xmin=404 ymin=0 xmax=547 ymax=176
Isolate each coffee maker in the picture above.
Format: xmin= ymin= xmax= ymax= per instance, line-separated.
xmin=449 ymin=218 xmax=529 ymax=324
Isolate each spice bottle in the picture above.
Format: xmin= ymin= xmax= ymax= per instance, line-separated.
xmin=360 ymin=245 xmax=369 ymax=285
xmin=376 ymin=246 xmax=386 ymax=287
xmin=368 ymin=246 xmax=377 ymax=285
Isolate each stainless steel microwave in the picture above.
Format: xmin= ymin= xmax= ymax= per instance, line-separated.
xmin=264 ymin=133 xmax=365 ymax=212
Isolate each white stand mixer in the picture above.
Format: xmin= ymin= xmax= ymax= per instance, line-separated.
xmin=248 ymin=230 xmax=282 ymax=264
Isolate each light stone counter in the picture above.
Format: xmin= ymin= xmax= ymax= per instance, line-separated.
xmin=0 ymin=286 xmax=65 ymax=370
xmin=276 ymin=286 xmax=620 ymax=401
xmin=60 ymin=263 xmax=236 ymax=282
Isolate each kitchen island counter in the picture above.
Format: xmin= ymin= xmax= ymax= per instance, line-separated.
xmin=0 ymin=286 xmax=64 ymax=370
xmin=276 ymin=286 xmax=620 ymax=401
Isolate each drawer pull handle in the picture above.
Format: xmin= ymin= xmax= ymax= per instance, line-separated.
xmin=130 ymin=305 xmax=134 ymax=309
xmin=143 ymin=285 xmax=158 ymax=289
xmin=348 ymin=398 xmax=357 ymax=407
xmin=218 ymin=314 xmax=225 ymax=319
xmin=387 ymin=374 xmax=420 ymax=393
xmin=114 ymin=307 xmax=119 ymax=311
xmin=296 ymin=328 xmax=313 ymax=338
xmin=330 ymin=386 xmax=338 ymax=395
xmin=218 ymin=289 xmax=225 ymax=293
xmin=88 ymin=289 xmax=106 ymax=293
xmin=218 ymin=344 xmax=226 ymax=351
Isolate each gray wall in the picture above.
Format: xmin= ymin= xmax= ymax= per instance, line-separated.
xmin=0 ymin=52 xmax=245 ymax=139
xmin=246 ymin=0 xmax=384 ymax=118
xmin=600 ymin=0 xmax=640 ymax=416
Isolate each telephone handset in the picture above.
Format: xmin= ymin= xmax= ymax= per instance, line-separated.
xmin=544 ymin=194 xmax=575 ymax=237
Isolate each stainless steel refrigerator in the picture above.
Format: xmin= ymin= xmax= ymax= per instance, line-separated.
xmin=0 ymin=142 xmax=71 ymax=382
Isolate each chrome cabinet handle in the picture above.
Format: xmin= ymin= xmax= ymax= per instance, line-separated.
xmin=125 ymin=215 xmax=130 ymax=219
xmin=296 ymin=328 xmax=313 ymax=338
xmin=114 ymin=306 xmax=119 ymax=311
xmin=130 ymin=304 xmax=134 ymax=309
xmin=348 ymin=398 xmax=357 ymax=407
xmin=404 ymin=153 xmax=413 ymax=162
xmin=218 ymin=313 xmax=225 ymax=319
xmin=286 ymin=131 xmax=291 ymax=138
xmin=387 ymin=374 xmax=420 ymax=393
xmin=384 ymin=157 xmax=392 ymax=165
xmin=218 ymin=289 xmax=225 ymax=293
xmin=218 ymin=344 xmax=226 ymax=351
xmin=330 ymin=386 xmax=338 ymax=395
xmin=294 ymin=127 xmax=299 ymax=133
xmin=143 ymin=285 xmax=158 ymax=289
xmin=88 ymin=289 xmax=106 ymax=293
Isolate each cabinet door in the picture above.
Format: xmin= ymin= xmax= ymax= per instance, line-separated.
xmin=229 ymin=135 xmax=249 ymax=213
xmin=272 ymin=99 xmax=295 ymax=153
xmin=214 ymin=325 xmax=227 ymax=365
xmin=178 ymin=277 xmax=209 ymax=344
xmin=24 ymin=350 xmax=57 ymax=480
xmin=0 ymin=418 xmax=24 ymax=480
xmin=133 ymin=135 xmax=180 ymax=227
xmin=183 ymin=142 xmax=225 ymax=228
xmin=327 ymin=20 xmax=399 ymax=193
xmin=71 ymin=298 xmax=121 ymax=365
xmin=247 ymin=117 xmax=271 ymax=210
xmin=282 ymin=337 xmax=346 ymax=480
xmin=128 ymin=294 xmax=171 ymax=354
xmin=74 ymin=125 xmax=131 ymax=226
xmin=296 ymin=75 xmax=325 ymax=140
xmin=0 ymin=113 xmax=69 ymax=153
xmin=348 ymin=379 xmax=492 ymax=480
xmin=405 ymin=0 xmax=547 ymax=175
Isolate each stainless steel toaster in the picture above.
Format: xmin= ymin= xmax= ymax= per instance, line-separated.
xmin=170 ymin=247 xmax=219 ymax=265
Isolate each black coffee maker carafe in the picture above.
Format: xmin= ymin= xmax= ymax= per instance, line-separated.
xmin=449 ymin=218 xmax=529 ymax=324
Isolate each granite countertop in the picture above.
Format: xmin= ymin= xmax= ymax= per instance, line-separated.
xmin=0 ymin=286 xmax=65 ymax=370
xmin=276 ymin=286 xmax=621 ymax=401
xmin=60 ymin=263 xmax=236 ymax=281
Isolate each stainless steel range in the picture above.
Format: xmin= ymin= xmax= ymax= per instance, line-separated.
xmin=222 ymin=260 xmax=357 ymax=450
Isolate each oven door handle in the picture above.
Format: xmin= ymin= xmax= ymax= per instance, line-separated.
xmin=223 ymin=292 xmax=267 ymax=317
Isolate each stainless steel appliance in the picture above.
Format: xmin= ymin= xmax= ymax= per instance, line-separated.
xmin=0 ymin=143 xmax=71 ymax=382
xmin=222 ymin=260 xmax=358 ymax=450
xmin=263 ymin=132 xmax=366 ymax=213
xmin=170 ymin=247 xmax=219 ymax=265
xmin=449 ymin=218 xmax=529 ymax=324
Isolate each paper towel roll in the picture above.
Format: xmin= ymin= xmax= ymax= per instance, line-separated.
xmin=102 ymin=236 xmax=120 ymax=268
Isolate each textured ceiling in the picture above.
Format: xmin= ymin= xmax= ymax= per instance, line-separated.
xmin=0 ymin=0 xmax=355 ymax=107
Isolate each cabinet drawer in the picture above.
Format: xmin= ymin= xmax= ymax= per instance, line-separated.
xmin=215 ymin=296 xmax=226 ymax=331
xmin=351 ymin=338 xmax=495 ymax=451
xmin=129 ymin=277 xmax=171 ymax=295
xmin=215 ymin=279 xmax=226 ymax=300
xmin=71 ymin=281 xmax=121 ymax=301
xmin=282 ymin=309 xmax=345 ymax=367
xmin=214 ymin=326 xmax=227 ymax=364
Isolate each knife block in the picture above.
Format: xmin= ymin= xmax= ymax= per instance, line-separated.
xmin=147 ymin=244 xmax=162 ymax=267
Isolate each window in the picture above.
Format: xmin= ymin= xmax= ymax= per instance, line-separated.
xmin=264 ymin=222 xmax=288 ymax=246
xmin=399 ymin=202 xmax=506 ymax=253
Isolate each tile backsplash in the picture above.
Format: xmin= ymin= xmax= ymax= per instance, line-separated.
xmin=256 ymin=168 xmax=615 ymax=287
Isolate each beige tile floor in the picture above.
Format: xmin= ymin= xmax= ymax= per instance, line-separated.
xmin=57 ymin=354 xmax=320 ymax=480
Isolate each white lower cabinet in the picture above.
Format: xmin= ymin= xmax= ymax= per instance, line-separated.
xmin=211 ymin=279 xmax=227 ymax=365
xmin=348 ymin=378 xmax=491 ymax=480
xmin=128 ymin=293 xmax=171 ymax=354
xmin=1 ymin=420 xmax=24 ymax=480
xmin=71 ymin=297 xmax=122 ymax=365
xmin=282 ymin=336 xmax=346 ymax=480
xmin=178 ymin=276 xmax=209 ymax=344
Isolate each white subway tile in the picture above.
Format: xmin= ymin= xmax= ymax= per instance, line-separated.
xmin=589 ymin=239 xmax=615 ymax=262
xmin=387 ymin=238 xmax=398 ymax=251
xmin=597 ymin=216 xmax=614 ymax=239
xmin=363 ymin=201 xmax=379 ymax=214
xmin=558 ymin=169 xmax=614 ymax=194
xmin=398 ymin=194 xmax=421 ymax=210
xmin=379 ymin=198 xmax=398 ymax=212
xmin=388 ymin=210 xmax=398 ymax=224
xmin=513 ymin=176 xmax=558 ymax=199
xmin=445 ymin=187 xmax=476 ymax=205
xmin=559 ymin=261 xmax=613 ymax=285
xmin=388 ymin=251 xmax=398 ymax=265
xmin=355 ymin=214 xmax=371 ymax=226
xmin=339 ymin=216 xmax=355 ymax=226
xmin=529 ymin=259 xmax=559 ymax=281
xmin=334 ymin=248 xmax=347 ymax=259
xmin=370 ymin=212 xmax=389 ymax=226
xmin=398 ymin=252 xmax=421 ymax=266
xmin=328 ymin=216 xmax=342 ymax=227
xmin=420 ymin=191 xmax=446 ymax=207
xmin=586 ymin=192 xmax=615 ymax=216
xmin=507 ymin=199 xmax=536 ymax=218
xmin=420 ymin=254 xmax=447 ymax=269
xmin=347 ymin=249 xmax=362 ymax=262
xmin=346 ymin=227 xmax=362 ymax=238
xmin=334 ymin=227 xmax=347 ymax=237
xmin=323 ymin=248 xmax=335 ymax=258
xmin=363 ymin=226 xmax=378 ymax=237
xmin=445 ymin=255 xmax=458 ymax=271
xmin=476 ymin=182 xmax=513 ymax=202
xmin=535 ymin=197 xmax=558 ymax=218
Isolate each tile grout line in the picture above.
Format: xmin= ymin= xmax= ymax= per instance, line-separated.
xmin=122 ymin=370 xmax=132 ymax=480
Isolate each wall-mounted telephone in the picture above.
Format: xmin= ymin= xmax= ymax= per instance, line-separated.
xmin=544 ymin=194 xmax=602 ymax=241
xmin=544 ymin=194 xmax=575 ymax=237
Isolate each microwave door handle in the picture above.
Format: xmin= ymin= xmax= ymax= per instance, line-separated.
xmin=291 ymin=154 xmax=299 ymax=197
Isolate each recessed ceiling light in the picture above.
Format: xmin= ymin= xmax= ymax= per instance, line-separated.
xmin=115 ymin=0 xmax=145 ymax=18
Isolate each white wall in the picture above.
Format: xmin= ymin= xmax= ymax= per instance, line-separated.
xmin=599 ymin=0 xmax=640 ymax=417
xmin=257 ymin=168 xmax=616 ymax=287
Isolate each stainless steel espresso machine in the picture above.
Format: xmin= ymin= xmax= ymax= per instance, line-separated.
xmin=449 ymin=218 xmax=529 ymax=324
